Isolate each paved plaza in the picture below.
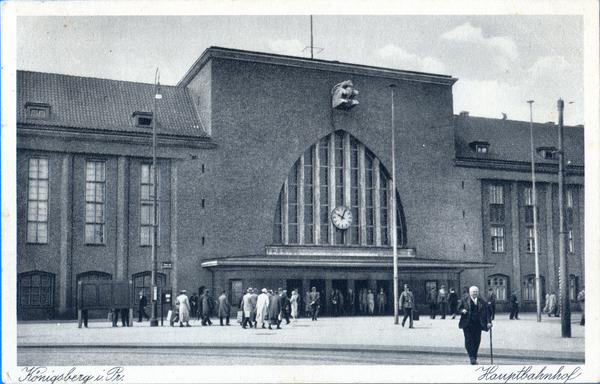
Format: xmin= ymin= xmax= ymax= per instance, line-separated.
xmin=16 ymin=312 xmax=585 ymax=363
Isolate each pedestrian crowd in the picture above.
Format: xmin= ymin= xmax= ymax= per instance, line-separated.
xmin=103 ymin=282 xmax=585 ymax=366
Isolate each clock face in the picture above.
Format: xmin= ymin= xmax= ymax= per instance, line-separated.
xmin=331 ymin=205 xmax=353 ymax=229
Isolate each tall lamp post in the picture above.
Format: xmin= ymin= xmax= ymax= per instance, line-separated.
xmin=150 ymin=69 xmax=162 ymax=327
xmin=390 ymin=84 xmax=399 ymax=325
xmin=528 ymin=100 xmax=542 ymax=322
xmin=557 ymin=99 xmax=571 ymax=337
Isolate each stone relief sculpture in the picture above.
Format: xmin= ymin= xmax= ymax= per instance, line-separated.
xmin=331 ymin=80 xmax=359 ymax=110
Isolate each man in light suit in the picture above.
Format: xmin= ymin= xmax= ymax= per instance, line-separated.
xmin=457 ymin=286 xmax=492 ymax=365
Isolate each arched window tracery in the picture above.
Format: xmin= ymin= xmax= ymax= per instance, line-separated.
xmin=273 ymin=130 xmax=406 ymax=247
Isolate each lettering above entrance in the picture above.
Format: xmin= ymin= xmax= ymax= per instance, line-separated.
xmin=331 ymin=80 xmax=359 ymax=111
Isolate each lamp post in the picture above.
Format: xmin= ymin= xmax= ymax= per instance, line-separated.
xmin=527 ymin=100 xmax=542 ymax=322
xmin=557 ymin=99 xmax=571 ymax=337
xmin=390 ymin=84 xmax=399 ymax=325
xmin=150 ymin=69 xmax=162 ymax=327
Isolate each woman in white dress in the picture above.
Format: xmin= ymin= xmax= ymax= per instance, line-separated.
xmin=176 ymin=290 xmax=191 ymax=327
xmin=290 ymin=289 xmax=299 ymax=321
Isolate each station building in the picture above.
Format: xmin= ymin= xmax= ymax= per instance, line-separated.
xmin=16 ymin=47 xmax=584 ymax=319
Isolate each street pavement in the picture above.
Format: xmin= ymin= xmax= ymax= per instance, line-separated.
xmin=17 ymin=312 xmax=584 ymax=364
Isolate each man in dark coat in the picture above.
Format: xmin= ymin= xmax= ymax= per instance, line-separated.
xmin=308 ymin=287 xmax=321 ymax=321
xmin=201 ymin=289 xmax=214 ymax=326
xmin=217 ymin=290 xmax=231 ymax=326
xmin=427 ymin=287 xmax=438 ymax=319
xmin=448 ymin=288 xmax=459 ymax=319
xmin=138 ymin=291 xmax=149 ymax=322
xmin=487 ymin=288 xmax=497 ymax=320
xmin=457 ymin=286 xmax=492 ymax=365
xmin=346 ymin=288 xmax=355 ymax=316
xmin=509 ymin=290 xmax=519 ymax=320
xmin=268 ymin=288 xmax=282 ymax=330
xmin=189 ymin=293 xmax=199 ymax=318
xmin=280 ymin=290 xmax=291 ymax=325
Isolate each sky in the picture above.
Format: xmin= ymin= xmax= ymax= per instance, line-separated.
xmin=15 ymin=14 xmax=585 ymax=126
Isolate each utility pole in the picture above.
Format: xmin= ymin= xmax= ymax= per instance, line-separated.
xmin=557 ymin=98 xmax=571 ymax=337
xmin=150 ymin=68 xmax=162 ymax=327
xmin=528 ymin=100 xmax=542 ymax=322
xmin=390 ymin=84 xmax=399 ymax=325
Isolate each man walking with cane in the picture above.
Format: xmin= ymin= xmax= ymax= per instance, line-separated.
xmin=457 ymin=286 xmax=492 ymax=365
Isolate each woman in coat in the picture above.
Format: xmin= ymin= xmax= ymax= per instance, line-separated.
xmin=176 ymin=290 xmax=191 ymax=327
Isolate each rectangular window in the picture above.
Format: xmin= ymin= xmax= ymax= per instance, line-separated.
xmin=524 ymin=187 xmax=533 ymax=206
xmin=141 ymin=164 xmax=160 ymax=246
xmin=566 ymin=189 xmax=573 ymax=208
xmin=526 ymin=227 xmax=535 ymax=253
xmin=19 ymin=273 xmax=53 ymax=307
xmin=85 ymin=161 xmax=106 ymax=244
xmin=490 ymin=185 xmax=504 ymax=204
xmin=27 ymin=158 xmax=49 ymax=243
xmin=489 ymin=184 xmax=504 ymax=223
xmin=491 ymin=226 xmax=505 ymax=253
xmin=568 ymin=230 xmax=574 ymax=253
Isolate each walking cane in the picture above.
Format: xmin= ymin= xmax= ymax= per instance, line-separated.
xmin=489 ymin=326 xmax=493 ymax=364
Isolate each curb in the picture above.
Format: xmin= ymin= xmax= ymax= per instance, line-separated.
xmin=17 ymin=343 xmax=584 ymax=364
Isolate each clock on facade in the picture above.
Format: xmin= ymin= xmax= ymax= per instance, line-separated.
xmin=331 ymin=205 xmax=353 ymax=229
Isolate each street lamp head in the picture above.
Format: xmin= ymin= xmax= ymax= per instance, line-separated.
xmin=527 ymin=100 xmax=534 ymax=104
xmin=389 ymin=84 xmax=397 ymax=89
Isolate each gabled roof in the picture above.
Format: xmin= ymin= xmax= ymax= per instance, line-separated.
xmin=454 ymin=114 xmax=584 ymax=172
xmin=17 ymin=70 xmax=208 ymax=139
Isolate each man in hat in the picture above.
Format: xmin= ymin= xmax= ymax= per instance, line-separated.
xmin=457 ymin=286 xmax=492 ymax=365
xmin=309 ymin=287 xmax=321 ymax=321
xmin=138 ymin=291 xmax=150 ymax=322
xmin=250 ymin=288 xmax=259 ymax=328
xmin=241 ymin=288 xmax=254 ymax=328
xmin=280 ymin=289 xmax=291 ymax=325
xmin=256 ymin=288 xmax=269 ymax=328
xmin=399 ymin=284 xmax=415 ymax=328
xmin=217 ymin=290 xmax=231 ymax=326
xmin=201 ymin=289 xmax=214 ymax=326
xmin=268 ymin=288 xmax=283 ymax=329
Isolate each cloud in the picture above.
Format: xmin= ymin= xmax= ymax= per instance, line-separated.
xmin=441 ymin=22 xmax=518 ymax=60
xmin=376 ymin=44 xmax=446 ymax=74
xmin=267 ymin=39 xmax=306 ymax=57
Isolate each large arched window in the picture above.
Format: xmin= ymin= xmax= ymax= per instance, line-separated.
xmin=273 ymin=130 xmax=406 ymax=247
